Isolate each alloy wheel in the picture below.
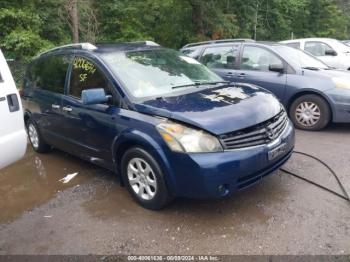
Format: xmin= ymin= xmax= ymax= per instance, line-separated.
xmin=28 ymin=123 xmax=39 ymax=149
xmin=127 ymin=158 xmax=157 ymax=200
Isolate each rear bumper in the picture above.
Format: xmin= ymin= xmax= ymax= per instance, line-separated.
xmin=162 ymin=120 xmax=295 ymax=198
xmin=0 ymin=129 xmax=27 ymax=169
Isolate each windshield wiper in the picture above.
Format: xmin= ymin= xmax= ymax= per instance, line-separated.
xmin=171 ymin=81 xmax=229 ymax=89
xmin=200 ymin=81 xmax=230 ymax=85
xmin=302 ymin=66 xmax=320 ymax=71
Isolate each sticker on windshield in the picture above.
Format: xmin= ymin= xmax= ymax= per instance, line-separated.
xmin=180 ymin=56 xmax=201 ymax=65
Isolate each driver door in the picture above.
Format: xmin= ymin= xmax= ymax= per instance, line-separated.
xmin=61 ymin=56 xmax=121 ymax=167
xmin=234 ymin=45 xmax=287 ymax=101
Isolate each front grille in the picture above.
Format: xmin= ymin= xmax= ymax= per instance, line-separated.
xmin=220 ymin=110 xmax=288 ymax=150
xmin=236 ymin=148 xmax=293 ymax=189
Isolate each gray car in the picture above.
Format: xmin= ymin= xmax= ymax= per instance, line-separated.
xmin=181 ymin=40 xmax=350 ymax=131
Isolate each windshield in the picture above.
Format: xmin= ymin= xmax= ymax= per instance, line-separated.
xmin=101 ymin=49 xmax=223 ymax=98
xmin=325 ymin=39 xmax=350 ymax=53
xmin=276 ymin=45 xmax=329 ymax=69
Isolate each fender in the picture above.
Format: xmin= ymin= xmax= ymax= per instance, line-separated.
xmin=287 ymin=88 xmax=336 ymax=118
xmin=23 ymin=110 xmax=32 ymax=125
xmin=111 ymin=128 xmax=178 ymax=194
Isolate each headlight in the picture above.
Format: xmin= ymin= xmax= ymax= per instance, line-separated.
xmin=156 ymin=121 xmax=223 ymax=153
xmin=332 ymin=77 xmax=350 ymax=89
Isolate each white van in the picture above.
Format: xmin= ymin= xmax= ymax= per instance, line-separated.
xmin=281 ymin=38 xmax=350 ymax=71
xmin=0 ymin=49 xmax=27 ymax=169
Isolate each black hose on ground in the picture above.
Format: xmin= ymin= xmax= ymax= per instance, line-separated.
xmin=280 ymin=151 xmax=350 ymax=203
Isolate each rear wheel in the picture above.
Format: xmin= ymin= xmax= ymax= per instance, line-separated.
xmin=121 ymin=147 xmax=171 ymax=210
xmin=26 ymin=119 xmax=51 ymax=153
xmin=289 ymin=94 xmax=331 ymax=131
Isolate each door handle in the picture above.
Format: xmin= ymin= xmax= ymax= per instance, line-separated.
xmin=62 ymin=106 xmax=72 ymax=112
xmin=52 ymin=104 xmax=60 ymax=109
xmin=225 ymin=72 xmax=235 ymax=78
xmin=237 ymin=73 xmax=246 ymax=79
xmin=7 ymin=94 xmax=20 ymax=112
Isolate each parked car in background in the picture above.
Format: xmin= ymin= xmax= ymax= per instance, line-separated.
xmin=0 ymin=50 xmax=27 ymax=169
xmin=181 ymin=39 xmax=350 ymax=131
xmin=22 ymin=42 xmax=295 ymax=209
xmin=280 ymin=38 xmax=350 ymax=71
xmin=342 ymin=40 xmax=350 ymax=47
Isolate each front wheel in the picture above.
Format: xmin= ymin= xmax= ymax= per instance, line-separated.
xmin=121 ymin=147 xmax=172 ymax=210
xmin=289 ymin=94 xmax=331 ymax=131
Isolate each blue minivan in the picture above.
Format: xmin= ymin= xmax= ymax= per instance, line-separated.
xmin=22 ymin=42 xmax=295 ymax=209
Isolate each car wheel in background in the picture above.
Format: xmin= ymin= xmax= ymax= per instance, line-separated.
xmin=289 ymin=94 xmax=331 ymax=131
xmin=121 ymin=147 xmax=171 ymax=210
xmin=26 ymin=119 xmax=51 ymax=153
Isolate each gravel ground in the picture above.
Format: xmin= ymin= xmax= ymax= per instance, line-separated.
xmin=0 ymin=124 xmax=349 ymax=255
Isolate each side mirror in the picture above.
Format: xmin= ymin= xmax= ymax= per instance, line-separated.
xmin=269 ymin=64 xmax=284 ymax=73
xmin=81 ymin=88 xmax=110 ymax=105
xmin=325 ymin=50 xmax=337 ymax=56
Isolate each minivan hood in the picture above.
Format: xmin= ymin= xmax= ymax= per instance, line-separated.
xmin=134 ymin=83 xmax=281 ymax=135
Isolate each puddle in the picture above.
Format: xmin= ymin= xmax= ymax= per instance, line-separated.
xmin=82 ymin=172 xmax=289 ymax=236
xmin=0 ymin=146 xmax=104 ymax=223
xmin=1 ymin=140 xmax=344 ymax=232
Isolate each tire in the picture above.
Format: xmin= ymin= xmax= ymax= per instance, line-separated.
xmin=26 ymin=119 xmax=51 ymax=153
xmin=289 ymin=94 xmax=331 ymax=131
xmin=121 ymin=147 xmax=172 ymax=210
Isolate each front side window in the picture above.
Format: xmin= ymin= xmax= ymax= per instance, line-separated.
xmin=29 ymin=55 xmax=71 ymax=93
xmin=305 ymin=42 xmax=334 ymax=56
xmin=101 ymin=49 xmax=222 ymax=99
xmin=69 ymin=57 xmax=110 ymax=98
xmin=241 ymin=46 xmax=283 ymax=71
xmin=200 ymin=45 xmax=238 ymax=69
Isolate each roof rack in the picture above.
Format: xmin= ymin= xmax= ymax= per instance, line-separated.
xmin=182 ymin=39 xmax=255 ymax=48
xmin=38 ymin=43 xmax=97 ymax=56
xmin=132 ymin=40 xmax=160 ymax=46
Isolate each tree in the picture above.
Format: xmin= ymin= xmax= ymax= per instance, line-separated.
xmin=59 ymin=0 xmax=98 ymax=43
xmin=0 ymin=0 xmax=349 ymax=61
xmin=0 ymin=7 xmax=53 ymax=60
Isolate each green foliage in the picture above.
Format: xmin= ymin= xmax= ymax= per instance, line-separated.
xmin=0 ymin=7 xmax=57 ymax=60
xmin=0 ymin=0 xmax=349 ymax=61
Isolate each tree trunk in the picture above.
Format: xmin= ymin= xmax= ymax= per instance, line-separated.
xmin=189 ymin=0 xmax=204 ymax=38
xmin=70 ymin=0 xmax=79 ymax=43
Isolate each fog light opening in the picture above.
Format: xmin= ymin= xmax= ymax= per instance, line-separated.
xmin=218 ymin=184 xmax=230 ymax=197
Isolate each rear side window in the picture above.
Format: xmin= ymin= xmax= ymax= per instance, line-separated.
xmin=28 ymin=55 xmax=71 ymax=93
xmin=69 ymin=56 xmax=110 ymax=98
xmin=200 ymin=45 xmax=239 ymax=69
xmin=286 ymin=42 xmax=300 ymax=49
xmin=181 ymin=48 xmax=202 ymax=59
xmin=0 ymin=72 xmax=3 ymax=82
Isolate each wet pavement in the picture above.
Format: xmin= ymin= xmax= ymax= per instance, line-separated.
xmin=0 ymin=124 xmax=349 ymax=255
